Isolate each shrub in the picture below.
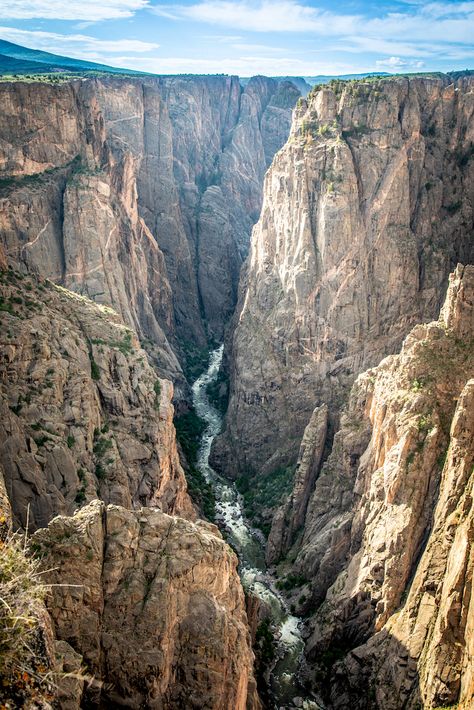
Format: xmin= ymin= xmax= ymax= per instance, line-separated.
xmin=174 ymin=408 xmax=215 ymax=521
xmin=66 ymin=435 xmax=75 ymax=449
xmin=153 ymin=380 xmax=161 ymax=410
xmin=90 ymin=355 xmax=100 ymax=381
xmin=0 ymin=533 xmax=53 ymax=707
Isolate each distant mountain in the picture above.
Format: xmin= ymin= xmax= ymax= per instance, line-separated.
xmin=304 ymin=71 xmax=390 ymax=84
xmin=0 ymin=39 xmax=145 ymax=76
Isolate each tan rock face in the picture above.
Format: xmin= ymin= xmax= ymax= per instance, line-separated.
xmin=32 ymin=501 xmax=260 ymax=710
xmin=215 ymin=74 xmax=474 ymax=479
xmin=0 ymin=75 xmax=299 ymax=375
xmin=0 ymin=268 xmax=193 ymax=531
xmin=294 ymin=265 xmax=474 ymax=709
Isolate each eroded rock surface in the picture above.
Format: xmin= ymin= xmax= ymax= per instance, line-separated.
xmin=32 ymin=500 xmax=260 ymax=710
xmin=0 ymin=268 xmax=193 ymax=531
xmin=296 ymin=265 xmax=474 ymax=709
xmin=215 ymin=74 xmax=474 ymax=479
xmin=0 ymin=75 xmax=299 ymax=377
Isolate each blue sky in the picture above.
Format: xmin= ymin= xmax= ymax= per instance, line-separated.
xmin=0 ymin=0 xmax=472 ymax=76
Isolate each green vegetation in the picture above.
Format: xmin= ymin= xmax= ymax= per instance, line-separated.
xmin=236 ymin=465 xmax=296 ymax=537
xmin=66 ymin=435 xmax=75 ymax=449
xmin=0 ymin=157 xmax=81 ymax=194
xmin=90 ymin=329 xmax=134 ymax=356
xmin=457 ymin=142 xmax=474 ymax=168
xmin=276 ymin=573 xmax=308 ymax=592
xmin=75 ymin=468 xmax=87 ymax=505
xmin=33 ymin=435 xmax=52 ymax=448
xmin=180 ymin=341 xmax=209 ymax=382
xmin=411 ymin=377 xmax=426 ymax=392
xmin=445 ymin=201 xmax=461 ymax=215
xmin=205 ymin=368 xmax=229 ymax=415
xmin=341 ymin=125 xmax=371 ymax=139
xmin=89 ymin=354 xmax=100 ymax=381
xmin=251 ymin=616 xmax=277 ymax=704
xmin=174 ymin=408 xmax=216 ymax=521
xmin=153 ymin=380 xmax=161 ymax=410
xmin=93 ymin=434 xmax=113 ymax=458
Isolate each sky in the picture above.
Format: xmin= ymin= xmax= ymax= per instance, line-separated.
xmin=0 ymin=0 xmax=473 ymax=77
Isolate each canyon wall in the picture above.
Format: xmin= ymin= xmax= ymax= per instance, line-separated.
xmin=32 ymin=500 xmax=260 ymax=710
xmin=0 ymin=73 xmax=293 ymax=708
xmin=0 ymin=75 xmax=299 ymax=387
xmin=0 ymin=266 xmax=193 ymax=531
xmin=214 ymin=74 xmax=474 ymax=482
xmin=294 ymin=264 xmax=473 ymax=709
xmin=0 ymin=263 xmax=260 ymax=708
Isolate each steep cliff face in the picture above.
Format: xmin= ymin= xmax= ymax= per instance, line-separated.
xmin=0 ymin=267 xmax=193 ymax=531
xmin=294 ymin=265 xmax=473 ymax=709
xmin=0 ymin=75 xmax=299 ymax=380
xmin=32 ymin=500 xmax=260 ymax=710
xmin=214 ymin=74 xmax=474 ymax=480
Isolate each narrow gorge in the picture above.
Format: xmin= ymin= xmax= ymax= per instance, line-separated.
xmin=0 ymin=67 xmax=473 ymax=710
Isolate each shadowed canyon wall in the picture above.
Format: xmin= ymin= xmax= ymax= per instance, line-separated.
xmin=214 ymin=74 xmax=474 ymax=481
xmin=0 ymin=75 xmax=299 ymax=390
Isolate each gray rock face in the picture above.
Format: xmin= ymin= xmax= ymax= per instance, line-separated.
xmin=0 ymin=75 xmax=299 ymax=385
xmin=214 ymin=74 xmax=474 ymax=479
xmin=297 ymin=265 xmax=474 ymax=709
xmin=266 ymin=403 xmax=327 ymax=564
xmin=0 ymin=268 xmax=194 ymax=531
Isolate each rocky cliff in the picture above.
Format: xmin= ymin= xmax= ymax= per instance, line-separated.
xmin=214 ymin=73 xmax=474 ymax=482
xmin=31 ymin=500 xmax=260 ymax=709
xmin=0 ymin=266 xmax=193 ymax=531
xmin=0 ymin=74 xmax=299 ymax=387
xmin=288 ymin=264 xmax=473 ymax=709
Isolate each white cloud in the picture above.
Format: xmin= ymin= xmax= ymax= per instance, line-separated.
xmin=375 ymin=56 xmax=425 ymax=69
xmin=201 ymin=35 xmax=244 ymax=42
xmin=375 ymin=56 xmax=407 ymax=68
xmin=152 ymin=0 xmax=474 ymax=52
xmin=152 ymin=1 xmax=359 ymax=34
xmin=0 ymin=27 xmax=158 ymax=54
xmin=0 ymin=0 xmax=148 ymax=22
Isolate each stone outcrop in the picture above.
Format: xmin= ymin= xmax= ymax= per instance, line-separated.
xmin=0 ymin=75 xmax=299 ymax=384
xmin=214 ymin=73 xmax=474 ymax=479
xmin=294 ymin=265 xmax=474 ymax=709
xmin=0 ymin=267 xmax=193 ymax=531
xmin=32 ymin=500 xmax=260 ymax=710
xmin=266 ymin=404 xmax=327 ymax=564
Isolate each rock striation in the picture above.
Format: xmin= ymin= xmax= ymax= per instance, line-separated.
xmin=32 ymin=500 xmax=260 ymax=710
xmin=0 ymin=267 xmax=193 ymax=531
xmin=214 ymin=73 xmax=474 ymax=480
xmin=0 ymin=75 xmax=299 ymax=383
xmin=295 ymin=265 xmax=474 ymax=709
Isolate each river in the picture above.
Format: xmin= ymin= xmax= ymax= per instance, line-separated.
xmin=191 ymin=345 xmax=321 ymax=710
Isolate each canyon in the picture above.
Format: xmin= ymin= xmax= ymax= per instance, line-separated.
xmin=0 ymin=69 xmax=473 ymax=710
xmin=0 ymin=74 xmax=299 ymax=391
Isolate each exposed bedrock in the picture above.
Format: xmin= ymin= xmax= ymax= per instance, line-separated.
xmin=0 ymin=75 xmax=299 ymax=389
xmin=0 ymin=268 xmax=193 ymax=531
xmin=32 ymin=500 xmax=261 ymax=710
xmin=295 ymin=265 xmax=474 ymax=709
xmin=213 ymin=74 xmax=474 ymax=481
